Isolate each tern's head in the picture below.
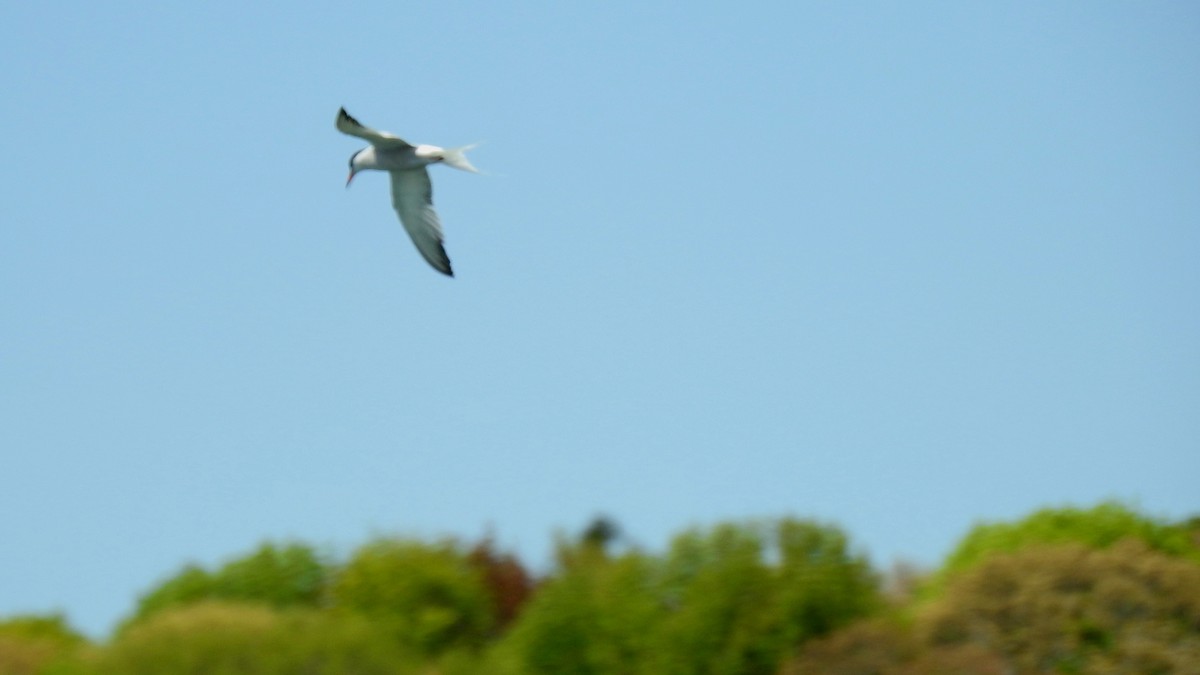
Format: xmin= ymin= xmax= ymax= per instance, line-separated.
xmin=346 ymin=148 xmax=377 ymax=187
xmin=345 ymin=150 xmax=361 ymax=187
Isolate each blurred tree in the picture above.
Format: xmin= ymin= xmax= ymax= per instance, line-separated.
xmin=651 ymin=518 xmax=879 ymax=675
xmin=122 ymin=541 xmax=327 ymax=631
xmin=208 ymin=541 xmax=326 ymax=607
xmin=507 ymin=517 xmax=878 ymax=675
xmin=122 ymin=565 xmax=212 ymax=628
xmin=329 ymin=538 xmax=493 ymax=656
xmin=97 ymin=601 xmax=413 ymax=675
xmin=0 ymin=614 xmax=88 ymax=646
xmin=779 ymin=619 xmax=917 ymax=675
xmin=1182 ymin=515 xmax=1200 ymax=549
xmin=466 ymin=535 xmax=535 ymax=633
xmin=774 ymin=518 xmax=881 ymax=638
xmin=935 ymin=502 xmax=1200 ymax=589
xmin=551 ymin=515 xmax=626 ymax=572
xmin=780 ymin=618 xmax=1008 ymax=675
xmin=582 ymin=515 xmax=622 ymax=551
xmin=880 ymin=559 xmax=927 ymax=607
xmin=505 ymin=548 xmax=663 ymax=675
xmin=653 ymin=522 xmax=779 ymax=675
xmin=919 ymin=540 xmax=1200 ymax=674
xmin=0 ymin=614 xmax=89 ymax=675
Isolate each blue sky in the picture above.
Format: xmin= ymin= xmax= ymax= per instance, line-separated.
xmin=2 ymin=2 xmax=1197 ymax=637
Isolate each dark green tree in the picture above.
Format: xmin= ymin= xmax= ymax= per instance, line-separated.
xmin=329 ymin=538 xmax=493 ymax=657
xmin=208 ymin=541 xmax=327 ymax=607
xmin=122 ymin=541 xmax=328 ymax=630
xmin=506 ymin=517 xmax=878 ymax=675
xmin=581 ymin=515 xmax=622 ymax=551
xmin=651 ymin=518 xmax=879 ymax=675
xmin=504 ymin=548 xmax=663 ymax=675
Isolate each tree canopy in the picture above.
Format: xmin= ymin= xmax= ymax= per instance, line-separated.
xmin=122 ymin=542 xmax=327 ymax=631
xmin=329 ymin=538 xmax=494 ymax=656
xmin=4 ymin=502 xmax=1198 ymax=675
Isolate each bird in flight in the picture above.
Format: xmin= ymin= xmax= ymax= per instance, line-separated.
xmin=337 ymin=107 xmax=478 ymax=276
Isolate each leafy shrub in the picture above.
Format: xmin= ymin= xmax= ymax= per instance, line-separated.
xmin=0 ymin=614 xmax=89 ymax=675
xmin=920 ymin=540 xmax=1200 ymax=674
xmin=506 ymin=518 xmax=878 ymax=675
xmin=651 ymin=519 xmax=879 ymax=675
xmin=505 ymin=548 xmax=662 ymax=675
xmin=781 ymin=618 xmax=1009 ymax=675
xmin=123 ymin=542 xmax=327 ymax=630
xmin=936 ymin=502 xmax=1199 ymax=586
xmin=329 ymin=538 xmax=493 ymax=656
xmin=97 ymin=601 xmax=413 ymax=675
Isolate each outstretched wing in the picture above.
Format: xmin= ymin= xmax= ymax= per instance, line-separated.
xmin=336 ymin=108 xmax=413 ymax=148
xmin=389 ymin=169 xmax=453 ymax=276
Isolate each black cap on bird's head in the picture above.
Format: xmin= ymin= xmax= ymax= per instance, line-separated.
xmin=346 ymin=150 xmax=360 ymax=187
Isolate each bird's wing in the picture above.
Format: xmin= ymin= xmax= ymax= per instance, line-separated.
xmin=336 ymin=108 xmax=413 ymax=148
xmin=390 ymin=169 xmax=453 ymax=276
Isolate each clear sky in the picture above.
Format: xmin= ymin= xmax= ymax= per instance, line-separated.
xmin=2 ymin=2 xmax=1197 ymax=638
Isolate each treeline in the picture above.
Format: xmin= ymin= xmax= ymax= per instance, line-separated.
xmin=2 ymin=502 xmax=1199 ymax=674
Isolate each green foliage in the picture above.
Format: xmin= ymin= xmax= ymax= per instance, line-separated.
xmin=580 ymin=515 xmax=622 ymax=550
xmin=774 ymin=518 xmax=882 ymax=637
xmin=506 ymin=518 xmax=878 ymax=675
xmin=207 ymin=542 xmax=326 ymax=607
xmin=946 ymin=501 xmax=1200 ymax=569
xmin=124 ymin=542 xmax=327 ymax=630
xmin=124 ymin=566 xmax=213 ymax=626
xmin=651 ymin=519 xmax=879 ymax=675
xmin=655 ymin=523 xmax=780 ymax=675
xmin=506 ymin=547 xmax=663 ymax=675
xmin=0 ymin=614 xmax=90 ymax=675
xmin=933 ymin=502 xmax=1200 ymax=593
xmin=921 ymin=540 xmax=1200 ymax=674
xmin=0 ymin=614 xmax=87 ymax=647
xmin=330 ymin=538 xmax=493 ymax=656
xmin=785 ymin=534 xmax=1200 ymax=675
xmin=97 ymin=602 xmax=414 ymax=675
xmin=12 ymin=502 xmax=1199 ymax=674
xmin=781 ymin=618 xmax=1008 ymax=675
xmin=787 ymin=508 xmax=1200 ymax=675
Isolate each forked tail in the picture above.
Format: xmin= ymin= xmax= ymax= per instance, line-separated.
xmin=442 ymin=144 xmax=480 ymax=173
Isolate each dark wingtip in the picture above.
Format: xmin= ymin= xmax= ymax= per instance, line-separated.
xmin=431 ymin=254 xmax=454 ymax=277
